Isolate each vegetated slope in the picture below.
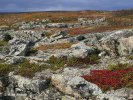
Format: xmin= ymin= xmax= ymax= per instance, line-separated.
xmin=0 ymin=11 xmax=110 ymax=25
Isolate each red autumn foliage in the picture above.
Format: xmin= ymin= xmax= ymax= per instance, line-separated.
xmin=82 ymin=66 xmax=133 ymax=91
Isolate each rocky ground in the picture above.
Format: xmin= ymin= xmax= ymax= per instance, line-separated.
xmin=0 ymin=12 xmax=133 ymax=100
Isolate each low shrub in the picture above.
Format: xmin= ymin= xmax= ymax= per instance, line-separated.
xmin=16 ymin=59 xmax=49 ymax=78
xmin=47 ymin=55 xmax=99 ymax=69
xmin=82 ymin=66 xmax=133 ymax=91
xmin=46 ymin=56 xmax=66 ymax=70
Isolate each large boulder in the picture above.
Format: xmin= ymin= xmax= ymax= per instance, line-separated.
xmin=8 ymin=38 xmax=29 ymax=56
xmin=99 ymin=29 xmax=133 ymax=56
xmin=51 ymin=68 xmax=102 ymax=99
xmin=118 ymin=36 xmax=133 ymax=56
xmin=5 ymin=71 xmax=52 ymax=99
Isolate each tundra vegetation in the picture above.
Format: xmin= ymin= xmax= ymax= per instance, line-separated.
xmin=0 ymin=9 xmax=133 ymax=100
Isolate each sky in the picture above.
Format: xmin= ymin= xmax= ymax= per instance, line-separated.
xmin=0 ymin=0 xmax=133 ymax=12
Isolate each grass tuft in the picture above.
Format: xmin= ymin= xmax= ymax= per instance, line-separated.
xmin=108 ymin=63 xmax=130 ymax=71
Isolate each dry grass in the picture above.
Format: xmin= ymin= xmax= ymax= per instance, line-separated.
xmin=68 ymin=25 xmax=133 ymax=36
xmin=37 ymin=42 xmax=74 ymax=50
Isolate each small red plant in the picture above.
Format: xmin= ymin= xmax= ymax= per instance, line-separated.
xmin=82 ymin=66 xmax=133 ymax=91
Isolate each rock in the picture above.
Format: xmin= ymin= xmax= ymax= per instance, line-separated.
xmin=100 ymin=29 xmax=133 ymax=56
xmin=6 ymin=56 xmax=24 ymax=64
xmin=34 ymin=70 xmax=53 ymax=80
xmin=5 ymin=72 xmax=51 ymax=99
xmin=8 ymin=38 xmax=29 ymax=56
xmin=46 ymin=23 xmax=68 ymax=28
xmin=8 ymin=74 xmax=50 ymax=93
xmin=70 ymin=42 xmax=97 ymax=58
xmin=76 ymin=35 xmax=86 ymax=41
xmin=50 ymin=30 xmax=68 ymax=40
xmin=118 ymin=36 xmax=133 ymax=56
xmin=67 ymin=76 xmax=102 ymax=95
xmin=0 ymin=33 xmax=12 ymax=42
xmin=51 ymin=74 xmax=81 ymax=98
xmin=0 ymin=80 xmax=3 ymax=94
xmin=98 ymin=51 xmax=107 ymax=57
xmin=97 ymin=88 xmax=133 ymax=100
xmin=78 ymin=17 xmax=106 ymax=26
xmin=10 ymin=30 xmax=45 ymax=42
xmin=62 ymin=95 xmax=77 ymax=100
xmin=97 ymin=94 xmax=126 ymax=100
xmin=106 ymin=88 xmax=133 ymax=100
xmin=51 ymin=68 xmax=102 ymax=99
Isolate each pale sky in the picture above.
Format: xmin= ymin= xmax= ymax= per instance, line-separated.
xmin=0 ymin=0 xmax=132 ymax=12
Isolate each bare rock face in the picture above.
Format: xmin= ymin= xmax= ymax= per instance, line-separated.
xmin=8 ymin=38 xmax=30 ymax=56
xmin=118 ymin=36 xmax=133 ymax=56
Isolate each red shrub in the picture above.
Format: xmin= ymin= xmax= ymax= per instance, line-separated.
xmin=82 ymin=67 xmax=133 ymax=91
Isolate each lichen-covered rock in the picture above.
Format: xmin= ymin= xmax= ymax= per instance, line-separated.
xmin=70 ymin=42 xmax=97 ymax=58
xmin=6 ymin=56 xmax=24 ymax=64
xmin=97 ymin=94 xmax=126 ymax=100
xmin=51 ymin=68 xmax=102 ymax=99
xmin=100 ymin=29 xmax=133 ymax=56
xmin=118 ymin=36 xmax=133 ymax=56
xmin=8 ymin=38 xmax=29 ymax=56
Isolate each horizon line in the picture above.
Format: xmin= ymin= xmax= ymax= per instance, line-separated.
xmin=0 ymin=8 xmax=133 ymax=14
